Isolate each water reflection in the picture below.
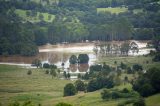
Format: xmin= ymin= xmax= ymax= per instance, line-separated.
xmin=68 ymin=63 xmax=89 ymax=73
xmin=78 ymin=64 xmax=89 ymax=72
xmin=0 ymin=51 xmax=95 ymax=74
xmin=55 ymin=54 xmax=95 ymax=73
xmin=0 ymin=52 xmax=70 ymax=64
xmin=69 ymin=64 xmax=78 ymax=72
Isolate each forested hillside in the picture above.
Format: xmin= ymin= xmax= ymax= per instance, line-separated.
xmin=0 ymin=0 xmax=160 ymax=56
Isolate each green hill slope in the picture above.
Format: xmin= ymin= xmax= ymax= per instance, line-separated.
xmin=146 ymin=94 xmax=160 ymax=106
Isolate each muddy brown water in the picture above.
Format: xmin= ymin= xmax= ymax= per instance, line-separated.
xmin=0 ymin=41 xmax=155 ymax=76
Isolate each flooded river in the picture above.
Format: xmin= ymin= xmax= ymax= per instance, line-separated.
xmin=0 ymin=41 xmax=155 ymax=75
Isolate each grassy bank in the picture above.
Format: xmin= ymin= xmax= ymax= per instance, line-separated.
xmin=97 ymin=55 xmax=160 ymax=70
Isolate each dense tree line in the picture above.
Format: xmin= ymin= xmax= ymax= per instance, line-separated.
xmin=0 ymin=0 xmax=160 ymax=55
xmin=0 ymin=3 xmax=38 ymax=56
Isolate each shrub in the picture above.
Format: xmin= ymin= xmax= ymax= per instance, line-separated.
xmin=102 ymin=64 xmax=112 ymax=72
xmin=55 ymin=102 xmax=72 ymax=106
xmin=118 ymin=97 xmax=145 ymax=106
xmin=67 ymin=73 xmax=70 ymax=79
xmin=50 ymin=69 xmax=57 ymax=78
xmin=82 ymin=72 xmax=89 ymax=80
xmin=43 ymin=63 xmax=50 ymax=68
xmin=111 ymin=91 xmax=120 ymax=99
xmin=50 ymin=64 xmax=57 ymax=69
xmin=32 ymin=59 xmax=41 ymax=68
xmin=152 ymin=53 xmax=160 ymax=62
xmin=149 ymin=67 xmax=160 ymax=92
xmin=133 ymin=98 xmax=146 ymax=106
xmin=75 ymin=80 xmax=85 ymax=91
xmin=90 ymin=64 xmax=102 ymax=72
xmin=118 ymin=99 xmax=135 ymax=106
xmin=139 ymin=83 xmax=155 ymax=97
xmin=87 ymin=79 xmax=98 ymax=92
xmin=101 ymin=89 xmax=111 ymax=100
xmin=45 ymin=70 xmax=49 ymax=74
xmin=127 ymin=67 xmax=133 ymax=74
xmin=27 ymin=70 xmax=32 ymax=75
xmin=9 ymin=101 xmax=20 ymax=106
xmin=132 ymin=64 xmax=143 ymax=71
xmin=101 ymin=89 xmax=138 ymax=100
xmin=133 ymin=67 xmax=160 ymax=97
xmin=64 ymin=83 xmax=77 ymax=96
xmin=63 ymin=71 xmax=67 ymax=79
xmin=22 ymin=101 xmax=35 ymax=106
xmin=77 ymin=73 xmax=81 ymax=79
xmin=121 ymin=88 xmax=130 ymax=93
xmin=120 ymin=62 xmax=127 ymax=69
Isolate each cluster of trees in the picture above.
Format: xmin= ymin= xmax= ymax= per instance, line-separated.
xmin=43 ymin=63 xmax=58 ymax=78
xmin=32 ymin=60 xmax=58 ymax=79
xmin=133 ymin=67 xmax=160 ymax=97
xmin=101 ymin=88 xmax=139 ymax=100
xmin=0 ymin=11 xmax=38 ymax=56
xmin=93 ymin=41 xmax=139 ymax=56
xmin=63 ymin=80 xmax=86 ymax=96
xmin=9 ymin=100 xmax=37 ymax=106
xmin=63 ymin=71 xmax=71 ymax=79
xmin=55 ymin=102 xmax=73 ymax=106
xmin=78 ymin=63 xmax=116 ymax=92
xmin=69 ymin=54 xmax=89 ymax=64
xmin=87 ymin=75 xmax=115 ymax=92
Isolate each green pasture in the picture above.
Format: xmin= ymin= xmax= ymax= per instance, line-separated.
xmin=15 ymin=9 xmax=55 ymax=23
xmin=97 ymin=7 xmax=128 ymax=14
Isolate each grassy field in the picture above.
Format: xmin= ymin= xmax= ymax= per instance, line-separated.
xmin=30 ymin=0 xmax=58 ymax=5
xmin=15 ymin=9 xmax=55 ymax=23
xmin=133 ymin=9 xmax=143 ymax=14
xmin=0 ymin=65 xmax=71 ymax=105
xmin=97 ymin=55 xmax=160 ymax=70
xmin=146 ymin=94 xmax=160 ymax=106
xmin=0 ymin=55 xmax=160 ymax=106
xmin=0 ymin=64 xmax=134 ymax=106
xmin=97 ymin=7 xmax=128 ymax=14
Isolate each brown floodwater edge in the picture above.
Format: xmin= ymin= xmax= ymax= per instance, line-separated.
xmin=0 ymin=52 xmax=71 ymax=64
xmin=0 ymin=40 xmax=153 ymax=64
